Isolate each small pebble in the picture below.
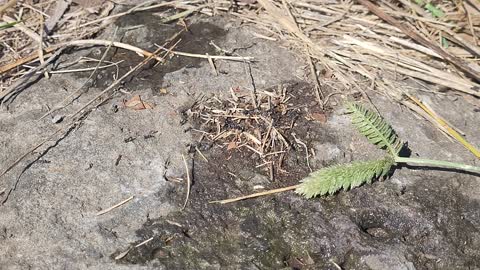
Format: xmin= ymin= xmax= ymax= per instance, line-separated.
xmin=84 ymin=163 xmax=93 ymax=171
xmin=253 ymin=185 xmax=265 ymax=190
xmin=111 ymin=104 xmax=119 ymax=113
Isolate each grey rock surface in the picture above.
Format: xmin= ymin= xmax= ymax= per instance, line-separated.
xmin=0 ymin=12 xmax=479 ymax=270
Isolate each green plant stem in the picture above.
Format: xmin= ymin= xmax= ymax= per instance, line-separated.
xmin=395 ymin=157 xmax=480 ymax=173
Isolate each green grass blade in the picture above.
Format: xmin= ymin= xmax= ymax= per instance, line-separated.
xmin=0 ymin=21 xmax=19 ymax=30
xmin=413 ymin=0 xmax=445 ymax=18
xmin=295 ymin=157 xmax=395 ymax=198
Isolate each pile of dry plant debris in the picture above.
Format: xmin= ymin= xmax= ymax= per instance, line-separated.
xmin=188 ymin=84 xmax=313 ymax=180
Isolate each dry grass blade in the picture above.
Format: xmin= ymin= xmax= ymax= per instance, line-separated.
xmin=36 ymin=61 xmax=122 ymax=75
xmin=405 ymin=94 xmax=480 ymax=159
xmin=212 ymin=0 xmax=479 ymax=118
xmin=96 ymin=196 xmax=134 ymax=216
xmin=0 ymin=39 xmax=163 ymax=76
xmin=0 ymin=47 xmax=57 ymax=74
xmin=210 ymin=184 xmax=299 ymax=204
xmin=62 ymin=40 xmax=166 ymax=62
xmin=182 ymin=154 xmax=191 ymax=209
xmin=356 ymin=0 xmax=480 ymax=83
xmin=0 ymin=0 xmax=16 ymax=16
xmin=336 ymin=36 xmax=480 ymax=98
xmin=155 ymin=45 xmax=254 ymax=62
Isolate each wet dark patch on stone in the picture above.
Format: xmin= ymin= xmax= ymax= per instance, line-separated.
xmin=113 ymin=82 xmax=480 ymax=269
xmin=112 ymin=82 xmax=340 ymax=268
xmin=110 ymin=83 xmax=480 ymax=269
xmin=75 ymin=12 xmax=227 ymax=91
xmin=115 ymin=156 xmax=480 ymax=269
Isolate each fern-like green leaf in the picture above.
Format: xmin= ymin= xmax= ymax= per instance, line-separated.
xmin=347 ymin=103 xmax=403 ymax=156
xmin=295 ymin=157 xmax=395 ymax=198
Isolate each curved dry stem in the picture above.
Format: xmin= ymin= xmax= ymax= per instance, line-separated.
xmin=210 ymin=185 xmax=299 ymax=204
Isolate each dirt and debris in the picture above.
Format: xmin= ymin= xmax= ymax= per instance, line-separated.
xmin=186 ymin=81 xmax=329 ymax=180
xmin=114 ymin=92 xmax=480 ymax=269
xmin=1 ymin=1 xmax=480 ymax=269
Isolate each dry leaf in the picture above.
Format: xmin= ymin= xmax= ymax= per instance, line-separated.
xmin=322 ymin=68 xmax=333 ymax=79
xmin=124 ymin=95 xmax=154 ymax=110
xmin=159 ymin=88 xmax=168 ymax=94
xmin=310 ymin=112 xmax=327 ymax=123
xmin=227 ymin=141 xmax=238 ymax=150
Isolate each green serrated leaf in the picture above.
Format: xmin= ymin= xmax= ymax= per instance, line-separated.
xmin=347 ymin=103 xmax=403 ymax=156
xmin=295 ymin=156 xmax=395 ymax=198
xmin=295 ymin=103 xmax=403 ymax=199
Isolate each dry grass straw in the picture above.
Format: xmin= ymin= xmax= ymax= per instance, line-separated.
xmin=0 ymin=0 xmax=204 ymax=95
xmin=405 ymin=93 xmax=480 ymax=158
xmin=1 ymin=0 xmax=110 ymax=91
xmin=0 ymin=0 xmax=255 ymax=101
xmin=96 ymin=195 xmax=134 ymax=216
xmin=196 ymin=0 xmax=480 ymax=158
xmin=181 ymin=154 xmax=191 ymax=209
xmin=210 ymin=184 xmax=298 ymax=204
